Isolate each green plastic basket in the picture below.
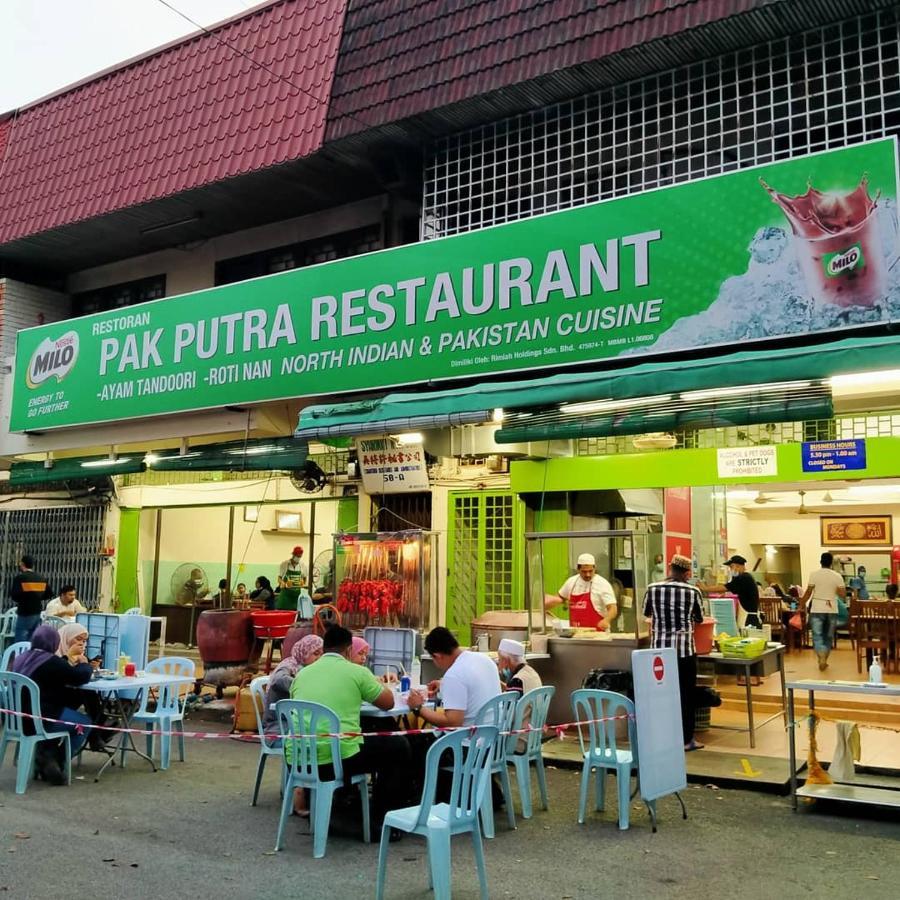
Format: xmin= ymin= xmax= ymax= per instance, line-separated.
xmin=719 ymin=637 xmax=767 ymax=659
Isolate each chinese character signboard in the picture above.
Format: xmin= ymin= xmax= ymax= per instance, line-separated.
xmin=10 ymin=139 xmax=899 ymax=432
xmin=802 ymin=439 xmax=867 ymax=473
xmin=358 ymin=439 xmax=429 ymax=494
xmin=820 ymin=515 xmax=893 ymax=547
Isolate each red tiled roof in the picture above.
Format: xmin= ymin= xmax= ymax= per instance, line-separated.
xmin=0 ymin=0 xmax=347 ymax=246
xmin=326 ymin=0 xmax=761 ymax=140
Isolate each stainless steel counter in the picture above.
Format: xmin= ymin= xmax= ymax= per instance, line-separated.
xmin=532 ymin=635 xmax=649 ymax=724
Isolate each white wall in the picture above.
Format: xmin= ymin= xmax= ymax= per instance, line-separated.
xmin=729 ymin=505 xmax=900 ymax=585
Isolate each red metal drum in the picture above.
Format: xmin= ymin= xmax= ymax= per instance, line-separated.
xmin=196 ymin=609 xmax=254 ymax=665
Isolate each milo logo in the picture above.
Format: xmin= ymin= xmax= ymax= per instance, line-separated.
xmin=26 ymin=331 xmax=80 ymax=388
xmin=823 ymin=243 xmax=865 ymax=278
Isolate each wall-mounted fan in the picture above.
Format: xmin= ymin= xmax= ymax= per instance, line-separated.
xmin=290 ymin=460 xmax=328 ymax=494
xmin=171 ymin=563 xmax=210 ymax=605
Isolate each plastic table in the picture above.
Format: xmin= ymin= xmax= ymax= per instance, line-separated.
xmin=81 ymin=673 xmax=194 ymax=780
xmin=787 ymin=678 xmax=900 ymax=812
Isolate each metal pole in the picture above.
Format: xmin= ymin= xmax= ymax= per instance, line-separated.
xmin=308 ymin=501 xmax=316 ymax=589
xmin=225 ymin=506 xmax=235 ymax=608
xmin=151 ymin=509 xmax=162 ymax=608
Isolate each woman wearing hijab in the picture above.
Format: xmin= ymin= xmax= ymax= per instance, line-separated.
xmin=261 ymin=633 xmax=323 ymax=816
xmin=12 ymin=624 xmax=94 ymax=783
xmin=262 ymin=634 xmax=324 ymax=738
xmin=350 ymin=635 xmax=370 ymax=667
xmin=250 ymin=576 xmax=275 ymax=611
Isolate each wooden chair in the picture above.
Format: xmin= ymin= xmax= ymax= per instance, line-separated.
xmin=853 ymin=600 xmax=895 ymax=674
xmin=759 ymin=598 xmax=786 ymax=646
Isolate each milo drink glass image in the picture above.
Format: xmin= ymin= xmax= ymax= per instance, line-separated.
xmin=761 ymin=175 xmax=888 ymax=308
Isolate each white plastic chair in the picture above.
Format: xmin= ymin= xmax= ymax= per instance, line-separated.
xmin=1 ymin=642 xmax=30 ymax=672
xmin=375 ymin=725 xmax=499 ymax=900
xmin=132 ymin=656 xmax=195 ymax=769
xmin=250 ymin=675 xmax=284 ymax=805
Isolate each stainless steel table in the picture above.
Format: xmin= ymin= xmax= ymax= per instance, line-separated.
xmin=698 ymin=645 xmax=787 ymax=748
xmin=787 ymin=678 xmax=900 ymax=812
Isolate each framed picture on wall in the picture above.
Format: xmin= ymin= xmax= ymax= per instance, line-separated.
xmin=820 ymin=515 xmax=892 ymax=547
xmin=243 ymin=506 xmax=259 ymax=523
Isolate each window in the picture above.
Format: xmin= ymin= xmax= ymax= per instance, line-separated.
xmin=424 ymin=10 xmax=900 ymax=238
xmin=215 ymin=226 xmax=383 ymax=286
xmin=73 ymin=274 xmax=165 ymax=316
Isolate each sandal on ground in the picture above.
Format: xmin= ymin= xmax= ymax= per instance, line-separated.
xmin=684 ymin=741 xmax=705 ymax=752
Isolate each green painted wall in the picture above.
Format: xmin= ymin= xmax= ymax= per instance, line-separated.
xmin=338 ymin=496 xmax=359 ymax=533
xmin=511 ymin=436 xmax=900 ymax=493
xmin=115 ymin=508 xmax=141 ymax=611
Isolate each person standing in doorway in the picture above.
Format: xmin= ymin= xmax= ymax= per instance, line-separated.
xmin=724 ymin=555 xmax=761 ymax=628
xmin=10 ymin=554 xmax=53 ymax=643
xmin=801 ymin=551 xmax=847 ymax=671
xmin=642 ymin=554 xmax=705 ymax=751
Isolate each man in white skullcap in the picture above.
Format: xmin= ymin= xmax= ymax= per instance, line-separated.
xmin=545 ymin=552 xmax=618 ymax=630
xmin=498 ymin=638 xmax=543 ymax=753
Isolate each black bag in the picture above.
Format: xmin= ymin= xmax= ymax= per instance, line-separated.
xmin=581 ymin=669 xmax=633 ymax=699
xmin=694 ymin=685 xmax=722 ymax=708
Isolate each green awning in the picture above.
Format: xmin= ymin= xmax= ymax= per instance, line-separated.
xmin=150 ymin=437 xmax=308 ymax=472
xmin=10 ymin=454 xmax=146 ymax=485
xmin=294 ymin=334 xmax=899 ymax=439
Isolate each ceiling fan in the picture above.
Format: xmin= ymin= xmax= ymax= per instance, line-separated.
xmin=753 ymin=491 xmax=777 ymax=505
xmin=797 ymin=490 xmax=810 ymax=515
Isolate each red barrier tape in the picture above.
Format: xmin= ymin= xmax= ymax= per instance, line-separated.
xmin=0 ymin=707 xmax=633 ymax=742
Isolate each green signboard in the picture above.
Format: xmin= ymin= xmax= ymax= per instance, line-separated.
xmin=12 ymin=138 xmax=899 ymax=432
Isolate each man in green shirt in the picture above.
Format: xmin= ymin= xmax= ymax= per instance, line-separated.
xmin=290 ymin=626 xmax=412 ymax=832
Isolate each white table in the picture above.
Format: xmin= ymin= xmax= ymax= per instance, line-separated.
xmin=787 ymin=678 xmax=900 ymax=812
xmin=360 ymin=696 xmax=434 ymax=719
xmin=81 ymin=673 xmax=194 ymax=780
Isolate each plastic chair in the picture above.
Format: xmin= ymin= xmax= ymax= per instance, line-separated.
xmin=471 ymin=692 xmax=518 ymax=838
xmin=0 ymin=671 xmax=72 ymax=794
xmin=375 ymin=725 xmax=499 ymax=900
xmin=41 ymin=615 xmax=68 ymax=631
xmin=274 ymin=699 xmax=371 ymax=858
xmin=250 ymin=675 xmax=285 ymax=806
xmin=506 ymin=685 xmax=555 ymax=818
xmin=571 ymin=689 xmax=637 ymax=831
xmin=0 ymin=609 xmax=16 ymax=654
xmin=1 ymin=642 xmax=30 ymax=672
xmin=123 ymin=607 xmax=143 ymax=615
xmin=131 ymin=656 xmax=195 ymax=769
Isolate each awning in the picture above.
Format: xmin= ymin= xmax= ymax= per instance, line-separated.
xmin=149 ymin=437 xmax=308 ymax=473
xmin=10 ymin=454 xmax=146 ymax=486
xmin=294 ymin=334 xmax=899 ymax=440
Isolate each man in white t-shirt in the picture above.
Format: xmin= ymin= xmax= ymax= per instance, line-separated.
xmin=801 ymin=551 xmax=847 ymax=671
xmin=545 ymin=553 xmax=618 ymax=630
xmin=45 ymin=585 xmax=87 ymax=619
xmin=407 ymin=627 xmax=501 ymax=728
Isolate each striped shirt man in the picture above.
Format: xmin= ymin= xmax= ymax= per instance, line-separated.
xmin=642 ymin=578 xmax=704 ymax=658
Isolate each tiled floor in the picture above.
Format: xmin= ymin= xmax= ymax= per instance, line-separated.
xmin=702 ymin=645 xmax=900 ymax=769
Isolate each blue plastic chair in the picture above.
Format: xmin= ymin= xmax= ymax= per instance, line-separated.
xmin=274 ymin=699 xmax=371 ymax=858
xmin=506 ymin=685 xmax=555 ymax=818
xmin=0 ymin=671 xmax=72 ymax=794
xmin=0 ymin=609 xmax=16 ymax=655
xmin=473 ymin=692 xmax=519 ymax=838
xmin=571 ymin=689 xmax=637 ymax=831
xmin=375 ymin=725 xmax=499 ymax=900
xmin=250 ymin=675 xmax=285 ymax=806
xmin=1 ymin=641 xmax=30 ymax=672
xmin=131 ymin=656 xmax=195 ymax=769
xmin=40 ymin=615 xmax=68 ymax=632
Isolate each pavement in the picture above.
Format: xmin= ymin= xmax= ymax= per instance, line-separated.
xmin=2 ymin=727 xmax=900 ymax=900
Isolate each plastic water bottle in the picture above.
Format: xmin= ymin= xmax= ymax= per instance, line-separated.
xmin=411 ymin=656 xmax=422 ymax=688
xmin=868 ymin=654 xmax=883 ymax=684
